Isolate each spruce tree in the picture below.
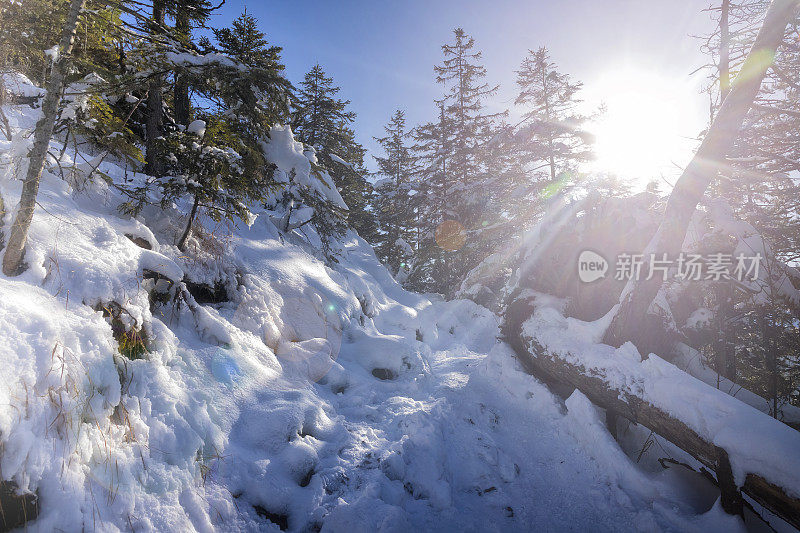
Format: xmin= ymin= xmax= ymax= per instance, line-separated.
xmin=208 ymin=10 xmax=292 ymax=137
xmin=514 ymin=47 xmax=593 ymax=185
xmin=291 ymin=64 xmax=377 ymax=240
xmin=119 ymin=9 xmax=294 ymax=250
xmin=373 ymin=110 xmax=418 ymax=275
xmin=412 ymin=28 xmax=506 ymax=295
xmin=406 ymin=102 xmax=451 ymax=291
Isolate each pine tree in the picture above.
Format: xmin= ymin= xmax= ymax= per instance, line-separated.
xmin=373 ymin=110 xmax=418 ymax=275
xmin=207 ymin=10 xmax=292 ymax=138
xmin=119 ymin=9 xmax=294 ymax=250
xmin=145 ymin=0 xmax=167 ymax=176
xmin=411 ymin=28 xmax=506 ymax=295
xmin=405 ymin=102 xmax=451 ymax=291
xmin=514 ymin=47 xmax=593 ymax=185
xmin=156 ymin=123 xmax=261 ymax=251
xmin=291 ymin=64 xmax=377 ymax=240
xmin=0 ymin=0 xmax=123 ymax=86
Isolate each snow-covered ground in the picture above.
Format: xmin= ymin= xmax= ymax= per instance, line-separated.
xmin=0 ymin=87 xmax=759 ymax=532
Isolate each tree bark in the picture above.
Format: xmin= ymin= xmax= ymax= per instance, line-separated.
xmin=177 ymin=193 xmax=199 ymax=251
xmin=173 ymin=2 xmax=191 ymax=127
xmin=763 ymin=314 xmax=780 ymax=418
xmin=0 ymin=192 xmax=5 ymax=251
xmin=603 ymin=0 xmax=800 ymax=351
xmin=719 ymin=0 xmax=732 ymax=103
xmin=2 ymin=0 xmax=86 ymax=276
xmin=713 ymin=282 xmax=736 ymax=382
xmin=145 ymin=0 xmax=166 ymax=176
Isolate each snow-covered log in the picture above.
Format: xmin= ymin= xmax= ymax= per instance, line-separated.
xmin=503 ymin=292 xmax=800 ymax=528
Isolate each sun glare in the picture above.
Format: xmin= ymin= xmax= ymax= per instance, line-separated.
xmin=589 ymin=68 xmax=703 ymax=187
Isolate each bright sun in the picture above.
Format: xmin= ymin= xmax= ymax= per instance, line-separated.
xmin=589 ymin=68 xmax=704 ymax=187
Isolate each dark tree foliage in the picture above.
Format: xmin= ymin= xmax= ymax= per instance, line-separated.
xmin=291 ymin=64 xmax=377 ymax=241
xmin=373 ymin=110 xmax=418 ymax=276
xmin=406 ymin=28 xmax=506 ymax=294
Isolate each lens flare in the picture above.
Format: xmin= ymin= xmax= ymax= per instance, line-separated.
xmin=735 ymin=48 xmax=775 ymax=85
xmin=435 ymin=219 xmax=466 ymax=251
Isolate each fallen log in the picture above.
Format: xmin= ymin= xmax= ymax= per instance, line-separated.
xmin=503 ymin=293 xmax=800 ymax=529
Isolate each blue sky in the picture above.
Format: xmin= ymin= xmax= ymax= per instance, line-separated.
xmin=206 ymin=1 xmax=716 ymax=178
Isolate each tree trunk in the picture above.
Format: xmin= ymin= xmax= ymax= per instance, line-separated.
xmin=721 ymin=283 xmax=736 ymax=381
xmin=174 ymin=3 xmax=191 ymax=127
xmin=0 ymin=192 xmax=5 ymax=251
xmin=504 ymin=295 xmax=799 ymax=527
xmin=763 ymin=315 xmax=780 ymax=418
xmin=2 ymin=0 xmax=85 ymax=276
xmin=145 ymin=0 xmax=166 ymax=176
xmin=0 ymin=82 xmax=11 ymax=140
xmin=713 ymin=282 xmax=736 ymax=382
xmin=719 ymin=0 xmax=732 ymax=102
xmin=177 ymin=193 xmax=199 ymax=252
xmin=603 ymin=0 xmax=799 ymax=351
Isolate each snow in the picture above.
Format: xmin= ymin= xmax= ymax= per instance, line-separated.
xmin=188 ymin=119 xmax=207 ymax=138
xmin=521 ymin=292 xmax=800 ymax=497
xmin=672 ymin=343 xmax=800 ymax=426
xmin=0 ymin=88 xmax=775 ymax=531
xmin=394 ymin=237 xmax=413 ymax=255
xmin=685 ymin=308 xmax=713 ymax=330
xmin=0 ymin=71 xmax=43 ymax=99
xmin=328 ymin=153 xmax=352 ymax=169
xmin=261 ymin=125 xmax=348 ymax=211
xmin=43 ymin=45 xmax=59 ymax=62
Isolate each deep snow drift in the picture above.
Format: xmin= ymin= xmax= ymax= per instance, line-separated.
xmin=0 ymin=84 xmax=755 ymax=532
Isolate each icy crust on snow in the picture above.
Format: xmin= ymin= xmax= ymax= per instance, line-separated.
xmin=521 ymin=294 xmax=800 ymax=496
xmin=0 ymin=96 xmax=754 ymax=531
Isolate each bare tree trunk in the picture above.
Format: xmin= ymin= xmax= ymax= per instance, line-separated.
xmin=765 ymin=316 xmax=780 ymax=418
xmin=0 ymin=72 xmax=11 ymax=141
xmin=2 ymin=0 xmax=85 ymax=276
xmin=720 ymin=0 xmax=732 ymax=102
xmin=721 ymin=283 xmax=736 ymax=380
xmin=177 ymin=194 xmax=199 ymax=252
xmin=145 ymin=0 xmax=166 ymax=176
xmin=712 ymin=282 xmax=736 ymax=381
xmin=0 ymin=192 xmax=5 ymax=251
xmin=759 ymin=313 xmax=780 ymax=418
xmin=603 ymin=0 xmax=800 ymax=351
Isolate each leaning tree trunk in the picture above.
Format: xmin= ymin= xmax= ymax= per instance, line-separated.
xmin=719 ymin=0 xmax=732 ymax=102
xmin=177 ymin=193 xmax=199 ymax=252
xmin=603 ymin=0 xmax=800 ymax=352
xmin=2 ymin=0 xmax=86 ymax=276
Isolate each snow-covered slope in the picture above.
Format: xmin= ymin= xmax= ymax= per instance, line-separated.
xmin=0 ymin=98 xmax=748 ymax=532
